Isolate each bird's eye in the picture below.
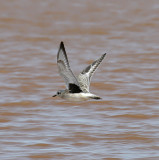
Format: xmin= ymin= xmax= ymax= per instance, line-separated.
xmin=57 ymin=91 xmax=60 ymax=95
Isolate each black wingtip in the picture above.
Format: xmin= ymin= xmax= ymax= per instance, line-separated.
xmin=103 ymin=53 xmax=107 ymax=57
xmin=60 ymin=41 xmax=65 ymax=51
xmin=60 ymin=41 xmax=64 ymax=47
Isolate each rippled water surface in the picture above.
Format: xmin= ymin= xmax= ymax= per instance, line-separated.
xmin=0 ymin=0 xmax=159 ymax=159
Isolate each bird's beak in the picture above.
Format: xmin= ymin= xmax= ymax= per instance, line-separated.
xmin=52 ymin=94 xmax=57 ymax=97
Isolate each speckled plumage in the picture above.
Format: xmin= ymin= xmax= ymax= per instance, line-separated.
xmin=52 ymin=42 xmax=106 ymax=101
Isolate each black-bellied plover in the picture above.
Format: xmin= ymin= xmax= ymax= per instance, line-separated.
xmin=53 ymin=42 xmax=106 ymax=101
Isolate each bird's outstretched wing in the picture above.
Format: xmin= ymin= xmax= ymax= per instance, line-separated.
xmin=57 ymin=42 xmax=82 ymax=93
xmin=78 ymin=53 xmax=106 ymax=93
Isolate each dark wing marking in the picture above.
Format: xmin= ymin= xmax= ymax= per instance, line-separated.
xmin=69 ymin=83 xmax=82 ymax=93
xmin=78 ymin=53 xmax=106 ymax=93
xmin=57 ymin=42 xmax=80 ymax=89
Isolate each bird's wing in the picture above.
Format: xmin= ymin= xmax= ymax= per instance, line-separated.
xmin=57 ymin=42 xmax=82 ymax=93
xmin=78 ymin=53 xmax=106 ymax=93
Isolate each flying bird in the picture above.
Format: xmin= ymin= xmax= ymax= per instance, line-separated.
xmin=53 ymin=42 xmax=106 ymax=101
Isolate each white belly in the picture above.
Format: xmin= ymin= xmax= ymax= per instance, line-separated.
xmin=62 ymin=93 xmax=97 ymax=101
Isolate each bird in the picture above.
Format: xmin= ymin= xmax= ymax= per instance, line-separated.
xmin=52 ymin=42 xmax=107 ymax=101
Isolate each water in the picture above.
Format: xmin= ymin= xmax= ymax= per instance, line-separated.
xmin=0 ymin=0 xmax=159 ymax=159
